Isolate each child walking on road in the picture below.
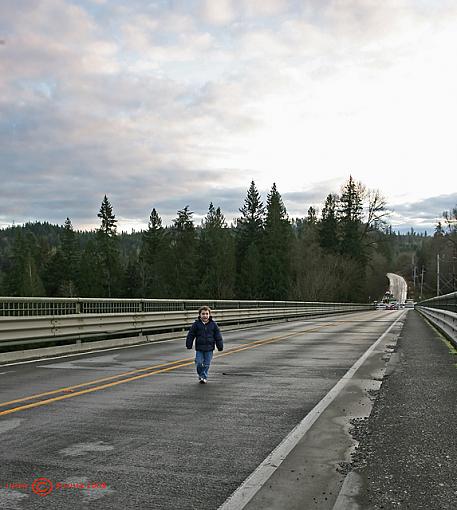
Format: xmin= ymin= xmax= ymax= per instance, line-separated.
xmin=186 ymin=306 xmax=223 ymax=384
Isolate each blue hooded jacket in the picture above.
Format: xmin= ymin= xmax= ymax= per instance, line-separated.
xmin=186 ymin=317 xmax=223 ymax=352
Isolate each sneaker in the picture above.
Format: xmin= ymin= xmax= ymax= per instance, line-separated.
xmin=199 ymin=378 xmax=205 ymax=384
xmin=202 ymin=379 xmax=208 ymax=384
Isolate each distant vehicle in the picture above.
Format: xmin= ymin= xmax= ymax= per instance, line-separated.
xmin=380 ymin=290 xmax=400 ymax=310
xmin=386 ymin=302 xmax=399 ymax=310
xmin=405 ymin=299 xmax=415 ymax=309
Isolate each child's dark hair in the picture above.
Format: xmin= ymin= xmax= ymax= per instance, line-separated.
xmin=198 ymin=305 xmax=211 ymax=315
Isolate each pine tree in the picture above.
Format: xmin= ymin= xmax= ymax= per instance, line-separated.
xmin=239 ymin=243 xmax=262 ymax=300
xmin=261 ymin=183 xmax=292 ymax=300
xmin=237 ymin=181 xmax=264 ymax=242
xmin=97 ymin=195 xmax=117 ymax=237
xmin=4 ymin=230 xmax=45 ymax=296
xmin=236 ymin=181 xmax=265 ymax=298
xmin=169 ymin=206 xmax=197 ymax=298
xmin=95 ymin=195 xmax=121 ymax=297
xmin=338 ymin=176 xmax=364 ymax=260
xmin=140 ymin=208 xmax=168 ymax=297
xmin=122 ymin=255 xmax=143 ymax=298
xmin=41 ymin=218 xmax=80 ymax=297
xmin=198 ymin=203 xmax=236 ymax=298
xmin=60 ymin=218 xmax=79 ymax=295
xmin=319 ymin=194 xmax=339 ymax=253
xmin=306 ymin=206 xmax=317 ymax=225
xmin=62 ymin=218 xmax=79 ymax=262
xmin=78 ymin=239 xmax=105 ymax=297
xmin=42 ymin=250 xmax=65 ymax=297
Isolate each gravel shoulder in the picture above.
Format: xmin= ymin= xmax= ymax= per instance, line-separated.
xmin=347 ymin=310 xmax=457 ymax=510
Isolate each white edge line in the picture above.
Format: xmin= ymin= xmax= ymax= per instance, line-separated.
xmin=218 ymin=311 xmax=406 ymax=510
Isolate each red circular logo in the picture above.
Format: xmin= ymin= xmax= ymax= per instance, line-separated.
xmin=31 ymin=478 xmax=53 ymax=497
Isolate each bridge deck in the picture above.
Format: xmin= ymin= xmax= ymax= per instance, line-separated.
xmin=0 ymin=310 xmax=455 ymax=509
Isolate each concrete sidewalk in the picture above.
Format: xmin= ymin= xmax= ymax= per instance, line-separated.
xmin=339 ymin=310 xmax=457 ymax=510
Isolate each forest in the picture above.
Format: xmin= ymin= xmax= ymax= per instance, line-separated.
xmin=0 ymin=176 xmax=455 ymax=303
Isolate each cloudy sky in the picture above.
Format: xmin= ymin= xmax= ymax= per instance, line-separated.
xmin=1 ymin=0 xmax=456 ymax=233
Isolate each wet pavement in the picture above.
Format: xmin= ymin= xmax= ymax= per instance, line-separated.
xmin=1 ymin=310 xmax=455 ymax=509
xmin=0 ymin=311 xmax=396 ymax=510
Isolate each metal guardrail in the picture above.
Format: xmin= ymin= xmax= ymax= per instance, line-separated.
xmin=0 ymin=298 xmax=299 ymax=316
xmin=0 ymin=297 xmax=373 ymax=349
xmin=416 ymin=291 xmax=457 ymax=348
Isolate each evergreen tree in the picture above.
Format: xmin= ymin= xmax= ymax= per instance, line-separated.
xmin=95 ymin=195 xmax=121 ymax=297
xmin=78 ymin=239 xmax=105 ymax=297
xmin=61 ymin=218 xmax=79 ymax=268
xmin=42 ymin=249 xmax=67 ymax=297
xmin=2 ymin=177 xmax=449 ymax=304
xmin=337 ymin=176 xmax=366 ymax=297
xmin=204 ymin=202 xmax=225 ymax=229
xmin=140 ymin=208 xmax=169 ymax=297
xmin=306 ymin=206 xmax=318 ymax=225
xmin=97 ymin=195 xmax=117 ymax=237
xmin=43 ymin=218 xmax=80 ymax=297
xmin=236 ymin=181 xmax=264 ymax=298
xmin=198 ymin=203 xmax=236 ymax=298
xmin=169 ymin=206 xmax=197 ymax=298
xmin=3 ymin=230 xmax=45 ymax=296
xmin=61 ymin=218 xmax=80 ymax=296
xmin=261 ymin=183 xmax=292 ymax=300
xmin=238 ymin=181 xmax=264 ymax=235
xmin=319 ymin=194 xmax=339 ymax=253
xmin=122 ymin=255 xmax=143 ymax=298
xmin=239 ymin=242 xmax=262 ymax=300
xmin=338 ymin=176 xmax=364 ymax=260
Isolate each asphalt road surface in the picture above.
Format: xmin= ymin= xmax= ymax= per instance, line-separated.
xmin=0 ymin=310 xmax=403 ymax=510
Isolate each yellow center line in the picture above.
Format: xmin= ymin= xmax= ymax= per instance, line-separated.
xmin=0 ymin=356 xmax=197 ymax=407
xmin=0 ymin=322 xmax=336 ymax=416
xmin=0 ymin=360 xmax=196 ymax=417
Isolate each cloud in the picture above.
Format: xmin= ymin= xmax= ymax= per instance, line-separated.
xmin=200 ymin=0 xmax=235 ymax=25
xmin=200 ymin=0 xmax=289 ymax=25
xmin=389 ymin=193 xmax=457 ymax=233
xmin=282 ymin=178 xmax=344 ymax=216
xmin=1 ymin=0 xmax=457 ymax=234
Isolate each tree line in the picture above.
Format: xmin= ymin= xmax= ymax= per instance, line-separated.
xmin=0 ymin=177 xmax=455 ymax=302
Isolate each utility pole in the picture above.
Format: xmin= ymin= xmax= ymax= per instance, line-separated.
xmin=436 ymin=254 xmax=440 ymax=296
xmin=453 ymin=245 xmax=457 ymax=292
xmin=412 ymin=253 xmax=416 ymax=291
xmin=420 ymin=266 xmax=425 ymax=300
